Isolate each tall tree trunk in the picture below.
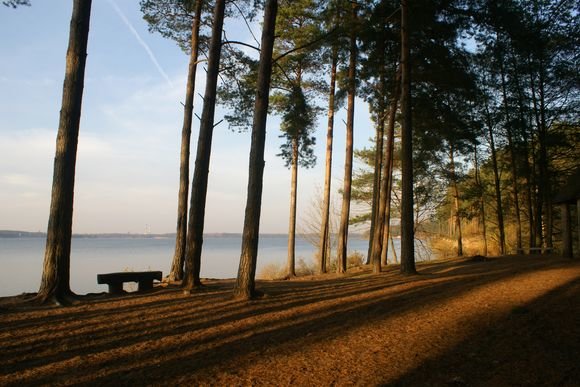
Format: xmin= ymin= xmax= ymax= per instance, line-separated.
xmin=367 ymin=111 xmax=384 ymax=266
xmin=336 ymin=2 xmax=357 ymax=273
xmin=371 ymin=68 xmax=401 ymax=273
xmin=577 ymin=198 xmax=580 ymax=257
xmin=183 ymin=0 xmax=225 ymax=293
xmin=510 ymin=57 xmax=536 ymax=249
xmin=474 ymin=145 xmax=488 ymax=256
xmin=538 ymin=65 xmax=553 ymax=250
xmin=450 ymin=144 xmax=463 ymax=257
xmin=317 ymin=45 xmax=338 ymax=274
xmin=499 ymin=57 xmax=523 ymax=253
xmin=169 ymin=0 xmax=203 ymax=282
xmin=484 ymin=101 xmax=506 ymax=255
xmin=287 ymin=137 xmax=299 ymax=278
xmin=399 ymin=0 xmax=416 ymax=275
xmin=381 ymin=172 xmax=393 ymax=266
xmin=234 ymin=0 xmax=277 ymax=300
xmin=530 ymin=71 xmax=544 ymax=248
xmin=561 ymin=204 xmax=573 ymax=258
xmin=521 ymin=134 xmax=536 ymax=250
xmin=390 ymin=231 xmax=398 ymax=264
xmin=37 ymin=0 xmax=92 ymax=304
xmin=367 ymin=23 xmax=387 ymax=266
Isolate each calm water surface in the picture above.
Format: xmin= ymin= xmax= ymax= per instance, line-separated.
xmin=0 ymin=235 xmax=380 ymax=296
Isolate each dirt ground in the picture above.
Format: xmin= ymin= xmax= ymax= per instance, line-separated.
xmin=1 ymin=254 xmax=579 ymax=386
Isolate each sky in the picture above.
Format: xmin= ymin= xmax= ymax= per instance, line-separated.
xmin=0 ymin=0 xmax=375 ymax=235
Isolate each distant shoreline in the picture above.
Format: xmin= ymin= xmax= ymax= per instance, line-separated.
xmin=0 ymin=230 xmax=367 ymax=240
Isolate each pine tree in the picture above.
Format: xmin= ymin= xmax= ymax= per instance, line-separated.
xmin=183 ymin=0 xmax=226 ymax=293
xmin=37 ymin=0 xmax=92 ymax=304
xmin=234 ymin=0 xmax=278 ymax=300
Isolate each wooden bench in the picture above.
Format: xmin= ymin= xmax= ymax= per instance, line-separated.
xmin=97 ymin=271 xmax=162 ymax=294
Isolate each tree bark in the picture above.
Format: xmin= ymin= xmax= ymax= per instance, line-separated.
xmin=371 ymin=68 xmax=401 ymax=273
xmin=169 ymin=0 xmax=203 ymax=282
xmin=234 ymin=0 xmax=277 ymax=300
xmin=317 ymin=46 xmax=337 ymax=274
xmin=538 ymin=66 xmax=553 ymax=251
xmin=390 ymin=231 xmax=398 ymax=263
xmin=381 ymin=171 xmax=393 ymax=266
xmin=561 ymin=203 xmax=572 ymax=258
xmin=484 ymin=101 xmax=506 ymax=255
xmin=37 ymin=0 xmax=92 ymax=304
xmin=510 ymin=58 xmax=536 ymax=249
xmin=287 ymin=137 xmax=299 ymax=278
xmin=367 ymin=25 xmax=387 ymax=266
xmin=577 ymin=198 xmax=580 ymax=257
xmin=336 ymin=2 xmax=357 ymax=273
xmin=183 ymin=0 xmax=225 ymax=293
xmin=499 ymin=57 xmax=523 ymax=253
xmin=529 ymin=71 xmax=544 ymax=247
xmin=474 ymin=145 xmax=488 ymax=256
xmin=450 ymin=144 xmax=463 ymax=257
xmin=399 ymin=0 xmax=416 ymax=275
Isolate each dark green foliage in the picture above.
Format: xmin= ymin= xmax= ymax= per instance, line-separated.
xmin=140 ymin=0 xmax=203 ymax=53
xmin=274 ymin=86 xmax=317 ymax=168
xmin=2 ymin=0 xmax=29 ymax=7
xmin=218 ymin=50 xmax=259 ymax=132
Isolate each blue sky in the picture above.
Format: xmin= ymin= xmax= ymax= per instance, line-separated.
xmin=0 ymin=1 xmax=374 ymax=234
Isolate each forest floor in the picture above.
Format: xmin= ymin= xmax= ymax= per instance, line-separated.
xmin=1 ymin=254 xmax=579 ymax=386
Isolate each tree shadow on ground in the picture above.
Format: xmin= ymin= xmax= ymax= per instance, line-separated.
xmin=0 ymin=255 xmax=576 ymax=385
xmin=389 ymin=277 xmax=580 ymax=386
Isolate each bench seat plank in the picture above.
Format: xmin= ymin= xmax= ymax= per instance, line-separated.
xmin=97 ymin=271 xmax=162 ymax=294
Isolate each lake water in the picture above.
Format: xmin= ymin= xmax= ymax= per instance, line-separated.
xmin=0 ymin=235 xmax=389 ymax=297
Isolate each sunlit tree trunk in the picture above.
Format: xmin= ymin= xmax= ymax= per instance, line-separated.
xmin=450 ymin=144 xmax=463 ymax=257
xmin=529 ymin=71 xmax=543 ymax=246
xmin=399 ymin=0 xmax=416 ymax=275
xmin=317 ymin=45 xmax=337 ymax=274
xmin=499 ymin=57 xmax=523 ymax=253
xmin=390 ymin=232 xmax=398 ymax=263
xmin=371 ymin=68 xmax=400 ymax=273
xmin=183 ymin=0 xmax=225 ymax=293
xmin=511 ymin=61 xmax=536 ymax=249
xmin=287 ymin=137 xmax=298 ymax=278
xmin=37 ymin=0 xmax=92 ymax=304
xmin=538 ymin=66 xmax=553 ymax=251
xmin=381 ymin=172 xmax=393 ymax=266
xmin=367 ymin=26 xmax=387 ymax=266
xmin=234 ymin=0 xmax=278 ymax=300
xmin=474 ymin=145 xmax=488 ymax=256
xmin=336 ymin=2 xmax=357 ymax=273
xmin=484 ymin=102 xmax=506 ymax=255
xmin=367 ymin=117 xmax=384 ymax=266
xmin=169 ymin=0 xmax=203 ymax=282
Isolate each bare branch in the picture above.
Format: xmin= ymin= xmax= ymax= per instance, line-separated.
xmin=221 ymin=40 xmax=260 ymax=52
xmin=230 ymin=0 xmax=261 ymax=48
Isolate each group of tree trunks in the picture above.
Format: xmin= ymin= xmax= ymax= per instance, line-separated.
xmin=24 ymin=0 xmax=577 ymax=304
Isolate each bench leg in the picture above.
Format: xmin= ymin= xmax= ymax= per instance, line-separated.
xmin=138 ymin=280 xmax=154 ymax=291
xmin=108 ymin=282 xmax=123 ymax=294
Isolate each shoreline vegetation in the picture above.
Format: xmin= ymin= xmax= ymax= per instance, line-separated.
xmin=1 ymin=254 xmax=578 ymax=385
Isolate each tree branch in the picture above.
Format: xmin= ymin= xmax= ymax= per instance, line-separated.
xmin=273 ymin=27 xmax=338 ymax=63
xmin=221 ymin=40 xmax=260 ymax=52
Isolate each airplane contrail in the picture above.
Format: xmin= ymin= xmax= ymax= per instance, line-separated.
xmin=107 ymin=0 xmax=174 ymax=88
